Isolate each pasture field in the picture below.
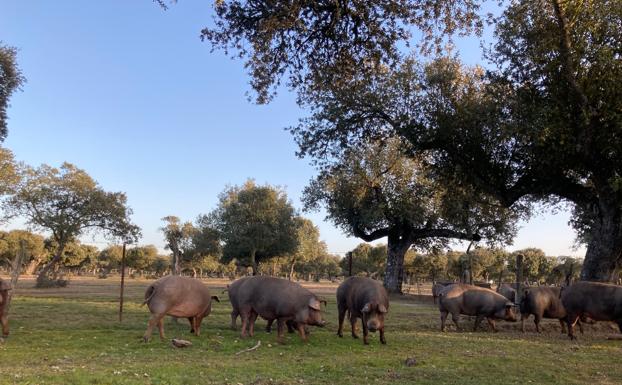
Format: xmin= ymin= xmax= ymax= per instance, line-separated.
xmin=0 ymin=276 xmax=621 ymax=385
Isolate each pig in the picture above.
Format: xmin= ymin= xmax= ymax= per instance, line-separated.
xmin=336 ymin=276 xmax=389 ymax=345
xmin=497 ymin=284 xmax=517 ymax=303
xmin=561 ymin=281 xmax=622 ymax=339
xmin=227 ymin=277 xmax=300 ymax=334
xmin=0 ymin=278 xmax=11 ymax=338
xmin=142 ymin=275 xmax=220 ymax=342
xmin=236 ymin=276 xmax=326 ymax=343
xmin=438 ymin=283 xmax=517 ymax=332
xmin=432 ymin=283 xmax=449 ymax=304
xmin=520 ymin=286 xmax=576 ymax=333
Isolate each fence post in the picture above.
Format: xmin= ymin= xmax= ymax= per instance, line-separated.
xmin=119 ymin=243 xmax=126 ymax=322
xmin=515 ymin=254 xmax=524 ymax=304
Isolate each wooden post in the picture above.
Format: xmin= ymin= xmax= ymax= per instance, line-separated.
xmin=119 ymin=243 xmax=126 ymax=322
xmin=347 ymin=252 xmax=353 ymax=277
xmin=515 ymin=254 xmax=524 ymax=304
xmin=5 ymin=240 xmax=26 ymax=314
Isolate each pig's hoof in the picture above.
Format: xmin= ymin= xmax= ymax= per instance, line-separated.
xmin=142 ymin=336 xmax=150 ymax=343
xmin=363 ymin=340 xmax=369 ymax=345
xmin=352 ymin=334 xmax=359 ymax=339
xmin=380 ymin=339 xmax=386 ymax=345
xmin=337 ymin=332 xmax=343 ymax=338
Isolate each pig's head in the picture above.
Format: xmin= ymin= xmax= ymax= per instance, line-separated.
xmin=300 ymin=297 xmax=327 ymax=327
xmin=494 ymin=302 xmax=518 ymax=322
xmin=361 ymin=302 xmax=388 ymax=332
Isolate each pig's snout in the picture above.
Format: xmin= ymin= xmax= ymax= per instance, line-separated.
xmin=367 ymin=320 xmax=381 ymax=332
xmin=317 ymin=319 xmax=327 ymax=328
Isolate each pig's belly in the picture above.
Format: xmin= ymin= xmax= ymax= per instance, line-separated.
xmin=168 ymin=303 xmax=203 ymax=317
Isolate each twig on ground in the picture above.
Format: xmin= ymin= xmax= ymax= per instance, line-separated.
xmin=235 ymin=340 xmax=261 ymax=355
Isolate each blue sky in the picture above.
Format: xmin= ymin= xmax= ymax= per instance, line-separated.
xmin=1 ymin=1 xmax=585 ymax=257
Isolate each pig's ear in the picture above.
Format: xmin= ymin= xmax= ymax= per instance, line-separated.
xmin=308 ymin=298 xmax=321 ymax=311
xmin=378 ymin=304 xmax=388 ymax=313
xmin=361 ymin=303 xmax=371 ymax=313
xmin=211 ymin=295 xmax=220 ymax=303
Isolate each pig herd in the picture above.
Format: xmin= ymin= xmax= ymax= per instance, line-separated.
xmin=142 ymin=275 xmax=622 ymax=345
xmin=142 ymin=275 xmax=387 ymax=344
xmin=0 ymin=275 xmax=620 ymax=344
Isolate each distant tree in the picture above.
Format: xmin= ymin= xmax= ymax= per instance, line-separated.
xmin=210 ymin=180 xmax=299 ymax=275
xmin=160 ymin=216 xmax=195 ymax=275
xmin=43 ymin=239 xmax=99 ymax=271
xmin=288 ymin=217 xmax=325 ymax=280
xmin=340 ymin=243 xmax=387 ymax=278
xmin=149 ymin=256 xmax=170 ymax=277
xmin=0 ymin=43 xmax=25 ymax=141
xmin=304 ymin=138 xmax=518 ymax=293
xmin=126 ymin=245 xmax=159 ymax=275
xmin=0 ymin=230 xmax=46 ymax=274
xmin=97 ymin=245 xmax=123 ymax=274
xmin=510 ymin=248 xmax=548 ymax=283
xmin=6 ymin=163 xmax=140 ymax=287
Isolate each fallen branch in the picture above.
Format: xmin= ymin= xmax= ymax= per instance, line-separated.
xmin=235 ymin=340 xmax=261 ymax=355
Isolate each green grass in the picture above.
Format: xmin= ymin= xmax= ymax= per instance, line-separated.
xmin=1 ymin=277 xmax=621 ymax=385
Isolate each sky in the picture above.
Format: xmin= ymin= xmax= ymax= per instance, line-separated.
xmin=1 ymin=0 xmax=586 ymax=258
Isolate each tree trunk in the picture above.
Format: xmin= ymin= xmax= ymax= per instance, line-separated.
xmin=37 ymin=243 xmax=66 ymax=286
xmin=581 ymin=204 xmax=622 ymax=281
xmin=24 ymin=258 xmax=41 ymax=275
xmin=289 ymin=259 xmax=296 ymax=281
xmin=250 ymin=249 xmax=258 ymax=276
xmin=383 ymin=232 xmax=412 ymax=294
xmin=173 ymin=252 xmax=181 ymax=276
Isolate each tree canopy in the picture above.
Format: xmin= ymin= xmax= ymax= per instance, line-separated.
xmin=6 ymin=162 xmax=140 ymax=286
xmin=304 ymin=137 xmax=518 ymax=292
xmin=0 ymin=43 xmax=25 ymax=141
xmin=210 ymin=180 xmax=299 ymax=275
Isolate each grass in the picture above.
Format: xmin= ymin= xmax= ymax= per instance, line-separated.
xmin=0 ymin=276 xmax=621 ymax=385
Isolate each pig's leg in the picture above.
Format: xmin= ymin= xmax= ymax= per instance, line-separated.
xmin=534 ymin=313 xmax=542 ymax=333
xmin=578 ymin=320 xmax=584 ymax=334
xmin=240 ymin=309 xmax=249 ymax=338
xmin=143 ymin=313 xmax=164 ymax=342
xmin=265 ymin=319 xmax=273 ymax=333
xmin=0 ymin=312 xmax=8 ymax=338
xmin=559 ymin=319 xmax=567 ymax=334
xmin=287 ymin=320 xmax=296 ymax=334
xmin=337 ymin=305 xmax=346 ymax=337
xmin=297 ymin=323 xmax=307 ymax=342
xmin=157 ymin=318 xmax=166 ymax=340
xmin=276 ymin=318 xmax=285 ymax=344
xmin=521 ymin=313 xmax=528 ymax=333
xmin=350 ymin=314 xmax=359 ymax=339
xmin=617 ymin=319 xmax=622 ymax=334
xmin=379 ymin=327 xmax=386 ymax=345
xmin=195 ymin=316 xmax=203 ymax=336
xmin=248 ymin=311 xmax=257 ymax=337
xmin=473 ymin=315 xmax=484 ymax=331
xmin=486 ymin=318 xmax=497 ymax=332
xmin=566 ymin=313 xmax=580 ymax=340
xmin=230 ymin=308 xmax=239 ymax=330
xmin=451 ymin=312 xmax=461 ymax=331
xmin=361 ymin=315 xmax=369 ymax=345
xmin=440 ymin=310 xmax=448 ymax=332
xmin=188 ymin=317 xmax=195 ymax=333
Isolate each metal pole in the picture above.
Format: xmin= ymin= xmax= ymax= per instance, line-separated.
xmin=119 ymin=243 xmax=126 ymax=322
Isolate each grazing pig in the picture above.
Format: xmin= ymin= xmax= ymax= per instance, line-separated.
xmin=142 ymin=275 xmax=219 ymax=342
xmin=237 ymin=276 xmax=326 ymax=343
xmin=497 ymin=284 xmax=517 ymax=303
xmin=561 ymin=281 xmax=622 ymax=339
xmin=0 ymin=278 xmax=11 ymax=338
xmin=438 ymin=283 xmax=517 ymax=332
xmin=227 ymin=277 xmax=299 ymax=334
xmin=337 ymin=276 xmax=389 ymax=345
xmin=520 ymin=286 xmax=576 ymax=333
